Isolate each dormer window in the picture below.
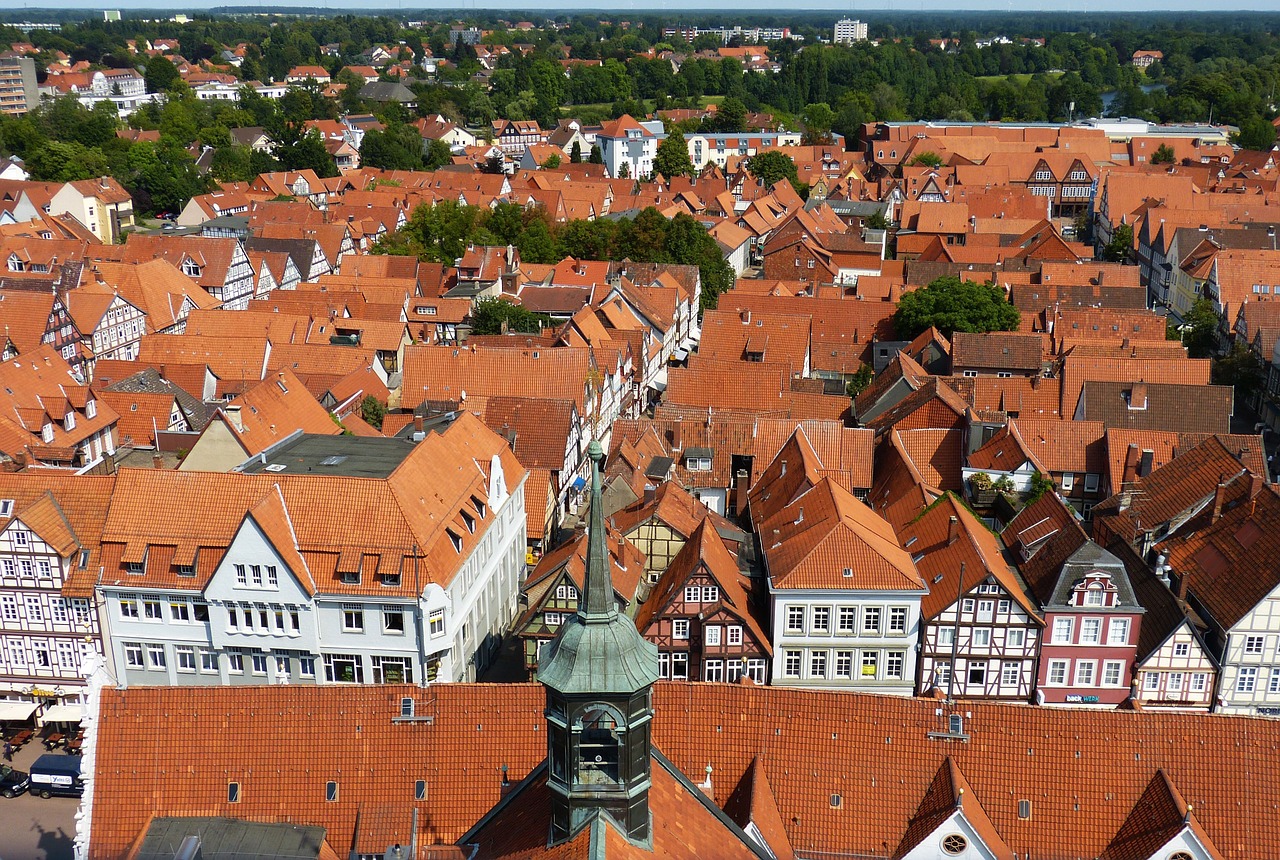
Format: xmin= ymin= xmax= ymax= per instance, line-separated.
xmin=6 ymin=254 xmax=22 ymax=272
xmin=63 ymin=412 xmax=75 ymax=432
xmin=85 ymin=399 xmax=97 ymax=419
xmin=41 ymin=423 xmax=54 ymax=443
xmin=460 ymin=510 xmax=476 ymax=533
xmin=181 ymin=259 xmax=202 ymax=277
xmin=471 ymin=496 xmax=486 ymax=519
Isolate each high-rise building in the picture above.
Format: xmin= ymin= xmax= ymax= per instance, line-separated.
xmin=833 ymin=18 xmax=869 ymax=45
xmin=0 ymin=57 xmax=38 ymax=116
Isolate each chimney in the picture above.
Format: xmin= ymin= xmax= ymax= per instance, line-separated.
xmin=947 ymin=515 xmax=959 ymax=546
xmin=740 ymin=309 xmax=751 ymax=325
xmin=1211 ymin=479 xmax=1227 ymax=523
xmin=224 ymin=404 xmax=243 ymax=432
xmin=1175 ymin=570 xmax=1190 ymax=601
xmin=671 ymin=417 xmax=682 ymax=451
xmin=152 ymin=452 xmax=165 ymax=470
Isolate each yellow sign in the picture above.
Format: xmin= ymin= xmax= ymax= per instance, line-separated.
xmin=30 ymin=688 xmax=58 ymax=698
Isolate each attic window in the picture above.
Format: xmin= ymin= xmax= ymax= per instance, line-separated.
xmin=471 ymin=495 xmax=487 ymax=519
xmin=0 ymin=500 xmax=11 ymax=517
xmin=181 ymin=259 xmax=202 ymax=277
xmin=447 ymin=529 xmax=463 ymax=552
xmin=941 ymin=834 xmax=968 ymax=855
xmin=460 ymin=510 xmax=476 ymax=533
xmin=227 ymin=782 xmax=241 ymax=803
xmin=1018 ymin=799 xmax=1032 ymax=819
xmin=414 ymin=779 xmax=427 ymax=801
xmin=401 ymin=697 xmax=415 ymax=718
xmin=277 ymin=379 xmax=288 ymax=393
xmin=326 ymin=781 xmax=338 ymax=802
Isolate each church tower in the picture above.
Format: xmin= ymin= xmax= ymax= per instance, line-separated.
xmin=537 ymin=440 xmax=661 ymax=845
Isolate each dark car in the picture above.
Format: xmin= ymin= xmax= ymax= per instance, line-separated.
xmin=0 ymin=764 xmax=30 ymax=798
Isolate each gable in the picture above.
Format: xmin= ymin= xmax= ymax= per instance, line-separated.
xmin=203 ymin=514 xmax=314 ymax=604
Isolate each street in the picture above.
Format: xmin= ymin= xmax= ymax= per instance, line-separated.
xmin=0 ymin=741 xmax=78 ymax=860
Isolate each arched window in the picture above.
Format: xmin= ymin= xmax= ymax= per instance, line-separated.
xmin=576 ymin=704 xmax=622 ymax=786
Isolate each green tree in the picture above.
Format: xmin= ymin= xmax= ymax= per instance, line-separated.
xmin=892 ymin=276 xmax=1020 ymax=339
xmin=25 ymin=140 xmax=109 ymax=182
xmin=1102 ymin=223 xmax=1134 ymax=263
xmin=360 ymin=394 xmax=387 ymax=430
xmin=588 ymin=144 xmax=603 ymax=165
xmin=1150 ymin=143 xmax=1176 ymax=164
xmin=515 ymin=217 xmax=558 ymax=264
xmin=908 ymin=151 xmax=944 ymax=168
xmin=1212 ymin=342 xmax=1264 ymax=404
xmin=569 ymin=140 xmax=582 ymax=163
xmin=653 ymin=132 xmax=693 ymax=178
xmin=800 ymin=102 xmax=835 ymax=144
xmin=424 ymin=138 xmax=452 ymax=170
xmin=144 ymin=56 xmax=180 ymax=93
xmin=360 ymin=123 xmax=425 ymax=171
xmin=1173 ymin=298 xmax=1222 ymax=359
xmin=541 ymin=152 xmax=562 ymax=169
xmin=1236 ymin=116 xmax=1277 ymax=152
xmin=845 ymin=364 xmax=874 ymax=399
xmin=748 ymin=150 xmax=798 ymax=188
xmin=713 ymin=96 xmax=746 ymax=132
xmin=470 ymin=297 xmax=553 ymax=335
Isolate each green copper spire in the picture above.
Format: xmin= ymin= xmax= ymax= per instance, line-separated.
xmin=537 ymin=439 xmax=660 ymax=694
xmin=581 ymin=439 xmax=617 ymax=621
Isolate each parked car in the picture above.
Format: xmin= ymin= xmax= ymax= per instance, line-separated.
xmin=0 ymin=764 xmax=29 ymax=798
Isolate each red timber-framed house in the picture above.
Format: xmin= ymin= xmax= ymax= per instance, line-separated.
xmin=512 ymin=525 xmax=645 ymax=677
xmin=1008 ymin=497 xmax=1144 ymax=706
xmin=635 ymin=519 xmax=770 ymax=684
xmin=899 ymin=493 xmax=1043 ymax=701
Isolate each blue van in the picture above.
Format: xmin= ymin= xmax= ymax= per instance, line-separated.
xmin=28 ymin=754 xmax=82 ymax=798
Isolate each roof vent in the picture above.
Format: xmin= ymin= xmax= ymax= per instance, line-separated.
xmin=264 ymin=464 xmax=286 ymax=473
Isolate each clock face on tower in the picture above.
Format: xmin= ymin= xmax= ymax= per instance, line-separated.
xmin=575 ymin=704 xmax=622 ymax=786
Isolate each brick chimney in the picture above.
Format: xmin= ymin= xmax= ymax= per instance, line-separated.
xmin=1211 ymin=478 xmax=1228 ymax=523
xmin=947 ymin=515 xmax=959 ymax=546
xmin=671 ymin=417 xmax=682 ymax=451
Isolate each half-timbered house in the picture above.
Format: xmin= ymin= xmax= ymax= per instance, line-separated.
xmin=635 ymin=520 xmax=770 ymax=684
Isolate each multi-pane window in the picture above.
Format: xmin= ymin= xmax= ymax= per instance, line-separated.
xmin=1047 ymin=660 xmax=1068 ymax=685
xmin=170 ymin=602 xmax=190 ymax=622
xmin=888 ymin=607 xmax=907 ymax=633
xmin=1001 ymin=662 xmax=1020 ymax=686
xmin=1269 ymin=668 xmax=1280 ymax=694
xmin=672 ymin=619 xmax=690 ymax=640
xmin=934 ymin=661 xmax=951 ymax=688
xmin=684 ymin=586 xmax=700 ymax=603
xmin=24 ymin=596 xmax=42 ymax=622
xmin=1244 ymin=635 xmax=1265 ymax=655
xmin=143 ymin=600 xmax=162 ymax=621
xmin=555 ymin=584 xmax=577 ymax=601
xmin=703 ymin=660 xmax=724 ymax=682
xmin=834 ymin=650 xmax=853 ymax=679
xmin=702 ymin=586 xmax=719 ymax=602
xmin=146 ymin=644 xmax=166 ymax=669
xmin=428 ymin=611 xmax=444 ymax=636
xmin=885 ymin=651 xmax=904 ymax=680
xmin=342 ymin=606 xmax=364 ymax=633
xmin=746 ymin=659 xmax=767 ymax=683
xmin=227 ymin=651 xmax=244 ymax=674
xmin=251 ymin=654 xmax=268 ymax=675
xmin=1080 ymin=618 xmax=1101 ymax=644
xmin=862 ymin=607 xmax=881 ymax=635
xmin=1107 ymin=619 xmax=1130 ymax=645
xmin=176 ymin=646 xmax=196 ymax=671
xmin=1191 ymin=673 xmax=1208 ymax=693
xmin=124 ymin=642 xmax=144 ymax=668
xmin=810 ymin=651 xmax=827 ymax=678
xmin=837 ymin=607 xmax=856 ymax=633
xmin=1236 ymin=667 xmax=1259 ymax=694
xmin=383 ymin=608 xmax=405 ymax=634
xmin=299 ymin=657 xmax=316 ymax=678
xmin=1103 ymin=661 xmax=1125 ymax=687
xmin=727 ymin=626 xmax=743 ymax=646
xmin=705 ymin=626 xmax=721 ymax=646
xmin=119 ymin=597 xmax=139 ymax=619
xmin=1167 ymin=672 xmax=1184 ymax=693
xmin=973 ymin=628 xmax=991 ymax=647
xmin=785 ymin=606 xmax=804 ymax=633
xmin=783 ymin=650 xmax=801 ymax=678
xmin=1051 ymin=618 xmax=1073 ymax=643
xmin=1074 ymin=661 xmax=1096 ymax=686
xmin=1007 ymin=628 xmax=1025 ymax=648
xmin=860 ymin=651 xmax=878 ymax=678
xmin=200 ymin=651 xmax=219 ymax=673
xmin=671 ymin=652 xmax=688 ymax=680
xmin=1173 ymin=642 xmax=1190 ymax=658
xmin=55 ymin=641 xmax=77 ymax=670
xmin=811 ymin=606 xmax=830 ymax=634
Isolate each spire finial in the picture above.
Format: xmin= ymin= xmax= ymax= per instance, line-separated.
xmin=580 ymin=440 xmax=615 ymax=620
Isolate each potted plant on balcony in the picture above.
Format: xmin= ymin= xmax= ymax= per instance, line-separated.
xmin=968 ymin=471 xmax=996 ymax=506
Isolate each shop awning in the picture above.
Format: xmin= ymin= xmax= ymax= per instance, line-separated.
xmin=570 ymin=476 xmax=586 ymax=491
xmin=0 ymin=701 xmax=37 ymax=721
xmin=39 ymin=704 xmax=84 ymax=724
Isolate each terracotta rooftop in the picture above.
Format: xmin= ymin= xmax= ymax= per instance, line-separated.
xmin=88 ymin=680 xmax=1280 ymax=859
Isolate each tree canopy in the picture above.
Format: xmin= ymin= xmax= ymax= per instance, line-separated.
xmin=653 ymin=132 xmax=694 ymax=178
xmin=892 ymin=276 xmax=1020 ymax=339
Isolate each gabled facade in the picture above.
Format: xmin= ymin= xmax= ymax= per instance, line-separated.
xmin=0 ymin=474 xmax=114 ymax=719
xmin=1031 ymin=540 xmax=1144 ymax=706
xmin=636 ymin=521 xmax=771 ymax=684
xmin=902 ymin=495 xmax=1043 ymax=701
xmin=97 ymin=415 xmax=527 ymax=688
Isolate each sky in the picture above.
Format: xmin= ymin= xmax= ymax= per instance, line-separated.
xmin=11 ymin=1 xmax=1280 ymax=11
